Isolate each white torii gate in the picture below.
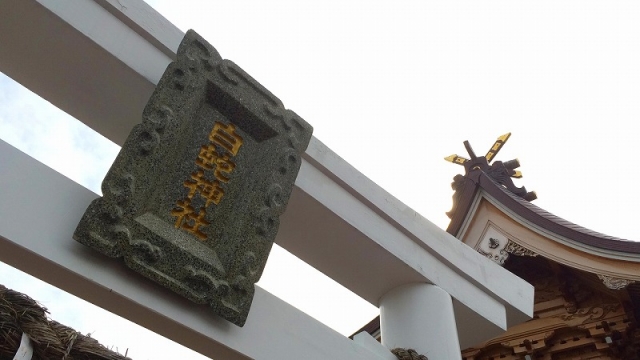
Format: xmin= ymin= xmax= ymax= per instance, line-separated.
xmin=0 ymin=1 xmax=533 ymax=359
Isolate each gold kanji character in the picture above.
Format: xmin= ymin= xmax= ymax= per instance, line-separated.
xmin=172 ymin=199 xmax=194 ymax=227
xmin=195 ymin=144 xmax=236 ymax=182
xmin=171 ymin=199 xmax=209 ymax=240
xmin=210 ymin=122 xmax=243 ymax=156
xmin=183 ymin=170 xmax=224 ymax=205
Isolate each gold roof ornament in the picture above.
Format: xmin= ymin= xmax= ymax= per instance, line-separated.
xmin=445 ymin=133 xmax=536 ymax=202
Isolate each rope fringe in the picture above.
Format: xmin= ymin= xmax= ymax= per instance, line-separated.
xmin=0 ymin=284 xmax=130 ymax=360
xmin=392 ymin=348 xmax=429 ymax=360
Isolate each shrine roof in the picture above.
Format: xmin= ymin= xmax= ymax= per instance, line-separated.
xmin=446 ymin=159 xmax=640 ymax=255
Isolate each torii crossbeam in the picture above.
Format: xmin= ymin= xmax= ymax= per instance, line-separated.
xmin=0 ymin=1 xmax=533 ymax=359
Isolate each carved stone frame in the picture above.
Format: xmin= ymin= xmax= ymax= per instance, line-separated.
xmin=74 ymin=30 xmax=312 ymax=326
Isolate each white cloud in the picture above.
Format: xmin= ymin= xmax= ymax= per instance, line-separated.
xmin=0 ymin=73 xmax=119 ymax=194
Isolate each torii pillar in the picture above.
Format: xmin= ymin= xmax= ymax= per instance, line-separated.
xmin=381 ymin=284 xmax=461 ymax=358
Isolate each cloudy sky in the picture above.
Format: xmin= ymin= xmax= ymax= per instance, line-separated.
xmin=2 ymin=1 xmax=640 ymax=359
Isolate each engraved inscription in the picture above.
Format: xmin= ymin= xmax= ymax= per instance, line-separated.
xmin=74 ymin=30 xmax=314 ymax=327
xmin=172 ymin=121 xmax=244 ymax=240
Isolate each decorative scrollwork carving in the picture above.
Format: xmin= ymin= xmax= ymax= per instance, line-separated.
xmin=504 ymin=240 xmax=538 ymax=257
xmin=255 ymin=184 xmax=285 ymax=238
xmin=477 ymin=239 xmax=536 ymax=265
xmin=179 ymin=32 xmax=222 ymax=72
xmin=597 ymin=274 xmax=636 ymax=290
xmin=183 ymin=265 xmax=229 ymax=301
xmin=74 ymin=29 xmax=313 ymax=328
xmin=104 ymin=172 xmax=135 ymax=202
xmin=558 ymin=303 xmax=620 ymax=324
xmin=138 ymin=104 xmax=173 ymax=154
xmin=477 ymin=247 xmax=509 ymax=265
xmin=130 ymin=239 xmax=163 ymax=263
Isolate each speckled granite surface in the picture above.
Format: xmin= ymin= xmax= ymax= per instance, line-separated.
xmin=74 ymin=30 xmax=313 ymax=326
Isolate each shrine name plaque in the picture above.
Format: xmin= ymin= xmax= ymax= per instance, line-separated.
xmin=74 ymin=30 xmax=313 ymax=326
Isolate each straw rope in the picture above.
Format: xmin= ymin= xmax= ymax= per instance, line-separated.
xmin=0 ymin=284 xmax=130 ymax=360
xmin=391 ymin=348 xmax=429 ymax=360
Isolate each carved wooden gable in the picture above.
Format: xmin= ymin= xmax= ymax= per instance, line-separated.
xmin=444 ymin=135 xmax=640 ymax=359
xmin=462 ymin=256 xmax=640 ymax=359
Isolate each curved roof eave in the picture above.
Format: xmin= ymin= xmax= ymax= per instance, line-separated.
xmin=448 ymin=170 xmax=640 ymax=256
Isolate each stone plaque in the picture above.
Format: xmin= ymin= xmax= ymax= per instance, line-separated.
xmin=74 ymin=30 xmax=313 ymax=326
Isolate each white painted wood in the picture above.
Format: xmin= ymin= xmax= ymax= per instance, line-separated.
xmin=0 ymin=140 xmax=392 ymax=360
xmin=0 ymin=0 xmax=534 ymax=351
xmin=481 ymin=191 xmax=640 ymax=263
xmin=298 ymin=139 xmax=533 ymax=330
xmin=0 ymin=0 xmax=170 ymax=143
xmin=290 ymin=145 xmax=524 ymax=348
xmin=380 ymin=284 xmax=461 ymax=360
xmin=35 ymin=0 xmax=178 ymax=84
xmin=92 ymin=0 xmax=183 ymax=57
